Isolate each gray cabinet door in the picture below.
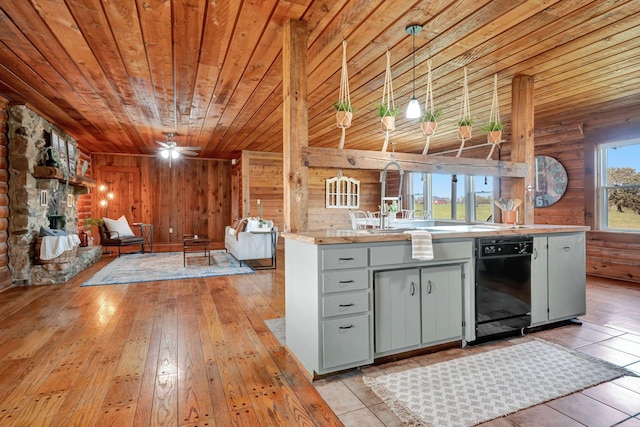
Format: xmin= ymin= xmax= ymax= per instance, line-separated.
xmin=421 ymin=265 xmax=462 ymax=344
xmin=374 ymin=269 xmax=421 ymax=353
xmin=548 ymin=233 xmax=586 ymax=321
xmin=530 ymin=236 xmax=549 ymax=326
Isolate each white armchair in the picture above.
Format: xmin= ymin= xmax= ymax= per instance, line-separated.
xmin=224 ymin=218 xmax=278 ymax=266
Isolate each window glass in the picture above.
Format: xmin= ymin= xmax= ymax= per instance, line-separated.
xmin=599 ymin=141 xmax=640 ymax=231
xmin=471 ymin=176 xmax=493 ymax=222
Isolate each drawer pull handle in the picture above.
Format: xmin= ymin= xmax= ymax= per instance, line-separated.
xmin=339 ymin=325 xmax=354 ymax=329
xmin=428 ymin=280 xmax=433 ymax=294
xmin=338 ymin=257 xmax=354 ymax=261
xmin=339 ymin=280 xmax=355 ymax=284
xmin=339 ymin=303 xmax=355 ymax=307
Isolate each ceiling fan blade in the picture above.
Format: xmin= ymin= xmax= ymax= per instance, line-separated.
xmin=176 ymin=145 xmax=202 ymax=151
xmin=180 ymin=150 xmax=199 ymax=156
xmin=156 ymin=141 xmax=170 ymax=148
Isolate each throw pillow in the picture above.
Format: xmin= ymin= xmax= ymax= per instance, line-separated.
xmin=103 ymin=215 xmax=135 ymax=238
xmin=234 ymin=218 xmax=247 ymax=240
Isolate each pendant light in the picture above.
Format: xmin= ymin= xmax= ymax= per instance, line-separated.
xmin=405 ymin=24 xmax=422 ymax=119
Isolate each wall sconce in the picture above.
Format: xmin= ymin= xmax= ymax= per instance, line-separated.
xmin=99 ymin=181 xmax=114 ymax=218
xmin=405 ymin=24 xmax=423 ymax=119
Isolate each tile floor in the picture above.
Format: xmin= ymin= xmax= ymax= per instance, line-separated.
xmin=313 ymin=321 xmax=640 ymax=426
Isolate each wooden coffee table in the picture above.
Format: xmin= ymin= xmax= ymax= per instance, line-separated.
xmin=183 ymin=234 xmax=211 ymax=267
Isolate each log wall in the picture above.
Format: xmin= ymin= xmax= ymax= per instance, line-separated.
xmin=0 ymin=97 xmax=10 ymax=291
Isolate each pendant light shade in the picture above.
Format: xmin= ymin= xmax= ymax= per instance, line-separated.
xmin=405 ymin=24 xmax=423 ymax=119
xmin=406 ymin=97 xmax=421 ymax=118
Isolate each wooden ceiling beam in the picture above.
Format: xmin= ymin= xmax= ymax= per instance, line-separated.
xmin=301 ymin=146 xmax=528 ymax=177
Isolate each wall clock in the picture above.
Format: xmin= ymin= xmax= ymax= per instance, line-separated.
xmin=534 ymin=155 xmax=568 ymax=207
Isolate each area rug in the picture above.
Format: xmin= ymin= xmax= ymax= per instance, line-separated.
xmin=363 ymin=338 xmax=633 ymax=427
xmin=81 ymin=251 xmax=253 ymax=286
xmin=264 ymin=317 xmax=285 ymax=346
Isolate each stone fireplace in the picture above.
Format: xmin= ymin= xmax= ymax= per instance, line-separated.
xmin=7 ymin=106 xmax=101 ymax=285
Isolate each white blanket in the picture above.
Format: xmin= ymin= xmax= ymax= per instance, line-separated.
xmin=404 ymin=230 xmax=434 ymax=261
xmin=39 ymin=234 xmax=80 ymax=261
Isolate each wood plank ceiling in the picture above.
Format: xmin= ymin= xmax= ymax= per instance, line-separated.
xmin=0 ymin=0 xmax=639 ymax=160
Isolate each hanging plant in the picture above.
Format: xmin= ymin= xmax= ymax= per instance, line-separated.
xmin=457 ymin=117 xmax=474 ymax=139
xmin=379 ymin=50 xmax=396 ymax=151
xmin=456 ymin=67 xmax=473 ymax=157
xmin=375 ymin=102 xmax=399 ymax=132
xmin=483 ymin=73 xmax=503 ymax=159
xmin=420 ymin=59 xmax=440 ymax=143
xmin=421 ymin=109 xmax=441 ymax=136
xmin=335 ymin=40 xmax=354 ymax=135
xmin=334 ymin=100 xmax=354 ymax=128
xmin=481 ymin=120 xmax=503 ymax=143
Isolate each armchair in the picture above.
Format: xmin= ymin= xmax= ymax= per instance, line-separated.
xmin=224 ymin=218 xmax=278 ymax=268
xmin=98 ymin=224 xmax=145 ymax=256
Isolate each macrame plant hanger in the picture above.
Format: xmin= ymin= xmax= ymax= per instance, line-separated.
xmin=336 ymin=40 xmax=352 ymax=150
xmin=486 ymin=73 xmax=501 ymax=160
xmin=326 ymin=40 xmax=360 ymax=209
xmin=422 ymin=59 xmax=436 ymax=155
xmin=456 ymin=67 xmax=472 ymax=158
xmin=380 ymin=50 xmax=395 ymax=152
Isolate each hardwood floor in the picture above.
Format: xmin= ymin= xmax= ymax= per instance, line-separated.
xmin=1 ymin=253 xmax=639 ymax=426
xmin=0 ymin=252 xmax=341 ymax=426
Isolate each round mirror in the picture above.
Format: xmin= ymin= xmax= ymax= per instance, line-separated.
xmin=534 ymin=155 xmax=568 ymax=207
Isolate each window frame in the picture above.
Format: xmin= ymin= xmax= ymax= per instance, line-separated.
xmin=597 ymin=139 xmax=640 ymax=232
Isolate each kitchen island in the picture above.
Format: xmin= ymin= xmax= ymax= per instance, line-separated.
xmin=283 ymin=224 xmax=588 ymax=379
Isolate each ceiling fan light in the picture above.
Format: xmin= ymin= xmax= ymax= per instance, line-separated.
xmin=171 ymin=149 xmax=180 ymax=159
xmin=406 ymin=97 xmax=421 ymax=119
xmin=160 ymin=149 xmax=170 ymax=158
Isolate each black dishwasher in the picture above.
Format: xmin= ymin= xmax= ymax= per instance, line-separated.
xmin=472 ymin=236 xmax=533 ymax=344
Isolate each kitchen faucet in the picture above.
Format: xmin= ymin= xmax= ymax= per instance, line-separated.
xmin=380 ymin=160 xmax=404 ymax=229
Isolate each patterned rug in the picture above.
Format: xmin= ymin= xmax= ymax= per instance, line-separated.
xmin=81 ymin=251 xmax=253 ymax=286
xmin=363 ymin=338 xmax=633 ymax=427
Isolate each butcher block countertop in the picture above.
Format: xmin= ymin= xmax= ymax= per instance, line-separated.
xmin=282 ymin=224 xmax=590 ymax=245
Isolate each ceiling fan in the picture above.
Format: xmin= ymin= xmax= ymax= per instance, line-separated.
xmin=156 ymin=133 xmax=201 ymax=167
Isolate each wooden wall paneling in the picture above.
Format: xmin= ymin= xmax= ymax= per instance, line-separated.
xmin=231 ymin=162 xmax=241 ymax=222
xmin=92 ymin=154 xmax=230 ymax=246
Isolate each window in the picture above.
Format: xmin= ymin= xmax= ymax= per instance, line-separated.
xmin=468 ymin=176 xmax=494 ymax=222
xmin=598 ymin=140 xmax=640 ymax=231
xmin=407 ymin=173 xmax=495 ymax=222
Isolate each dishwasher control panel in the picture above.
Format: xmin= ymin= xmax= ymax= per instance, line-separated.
xmin=476 ymin=236 xmax=533 ymax=258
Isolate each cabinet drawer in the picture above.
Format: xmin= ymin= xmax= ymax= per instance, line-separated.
xmin=322 ymin=247 xmax=368 ymax=270
xmin=322 ymin=292 xmax=369 ymax=318
xmin=370 ymin=240 xmax=472 ymax=266
xmin=322 ymin=270 xmax=368 ymax=293
xmin=322 ymin=314 xmax=371 ymax=369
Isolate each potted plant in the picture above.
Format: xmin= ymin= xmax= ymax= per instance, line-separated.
xmin=420 ymin=109 xmax=442 ymax=136
xmin=481 ymin=120 xmax=503 ymax=144
xmin=333 ymin=100 xmax=355 ymax=128
xmin=457 ymin=117 xmax=474 ymax=140
xmin=376 ymin=103 xmax=399 ymax=132
xmin=80 ymin=217 xmax=103 ymax=247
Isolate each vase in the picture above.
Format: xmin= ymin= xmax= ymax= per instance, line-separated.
xmin=421 ymin=121 xmax=437 ymax=136
xmin=487 ymin=130 xmax=502 ymax=144
xmin=458 ymin=125 xmax=472 ymax=140
xmin=336 ymin=111 xmax=352 ymax=128
xmin=79 ymin=230 xmax=89 ymax=247
xmin=380 ymin=116 xmax=395 ymax=132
